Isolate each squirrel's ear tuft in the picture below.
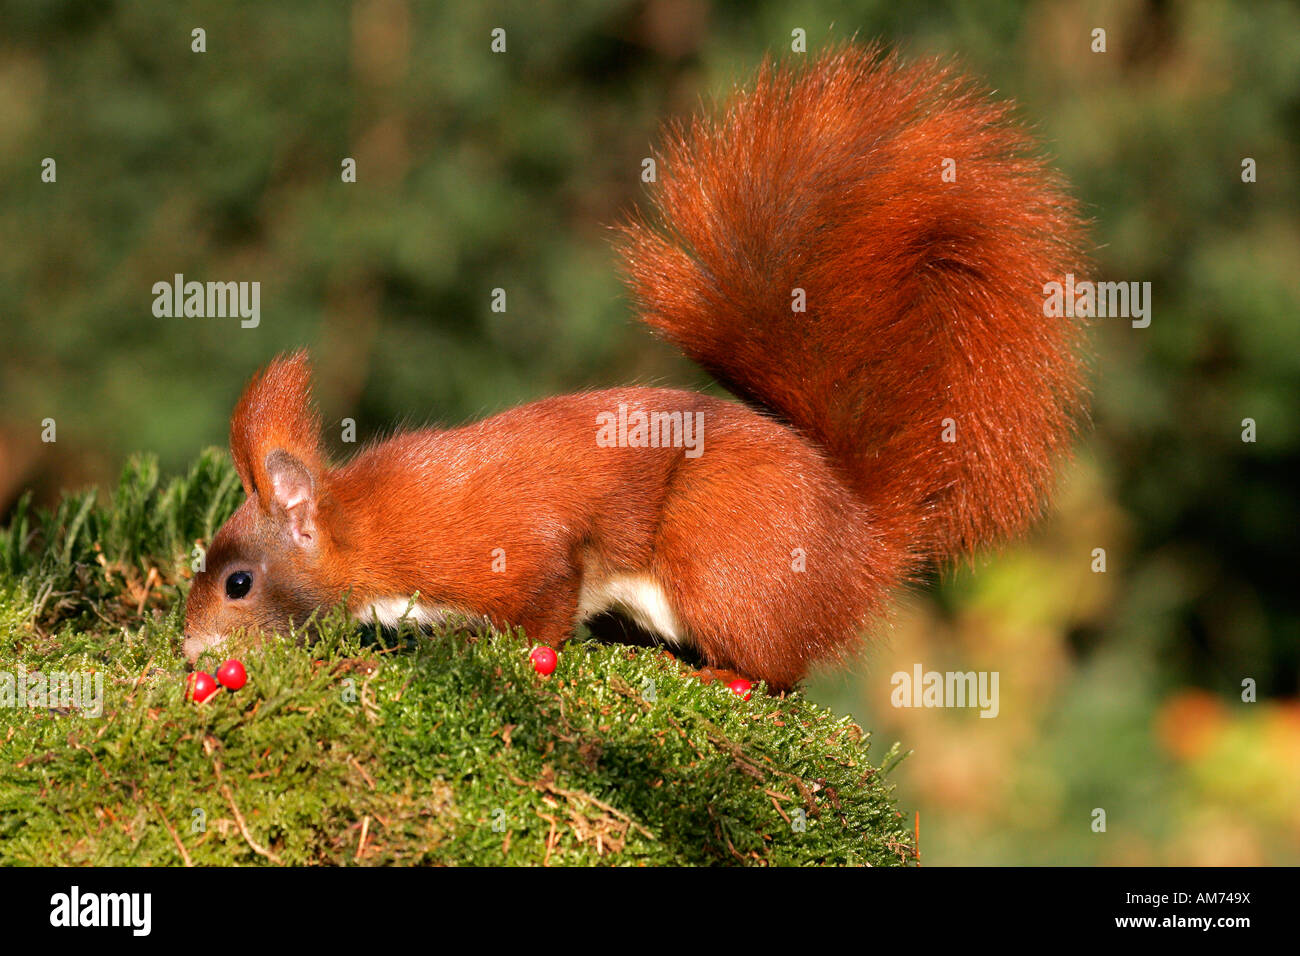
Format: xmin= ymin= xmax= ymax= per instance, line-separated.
xmin=229 ymin=350 xmax=324 ymax=505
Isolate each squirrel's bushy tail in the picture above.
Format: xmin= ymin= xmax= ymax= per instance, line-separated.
xmin=620 ymin=45 xmax=1088 ymax=562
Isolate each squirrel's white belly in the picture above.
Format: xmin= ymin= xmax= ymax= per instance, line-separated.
xmin=357 ymin=574 xmax=685 ymax=646
xmin=355 ymin=597 xmax=471 ymax=630
xmin=575 ymin=572 xmax=685 ymax=645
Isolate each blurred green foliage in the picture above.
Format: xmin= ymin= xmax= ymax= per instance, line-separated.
xmin=1 ymin=0 xmax=1297 ymax=863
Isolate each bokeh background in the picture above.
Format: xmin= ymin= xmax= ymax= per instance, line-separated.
xmin=1 ymin=0 xmax=1297 ymax=864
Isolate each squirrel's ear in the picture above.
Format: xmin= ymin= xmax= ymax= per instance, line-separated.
xmin=264 ymin=448 xmax=318 ymax=547
xmin=229 ymin=350 xmax=324 ymax=508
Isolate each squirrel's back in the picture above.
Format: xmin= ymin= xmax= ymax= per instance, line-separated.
xmin=620 ymin=44 xmax=1088 ymax=567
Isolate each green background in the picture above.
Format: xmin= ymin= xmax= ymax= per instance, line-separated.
xmin=1 ymin=0 xmax=1297 ymax=864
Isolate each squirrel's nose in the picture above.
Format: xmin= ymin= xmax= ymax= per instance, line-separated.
xmin=181 ymin=631 xmax=208 ymax=664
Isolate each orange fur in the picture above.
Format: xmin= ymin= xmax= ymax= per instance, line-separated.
xmin=228 ymin=349 xmax=323 ymax=505
xmin=620 ymin=44 xmax=1087 ymax=558
xmin=184 ymin=47 xmax=1088 ymax=690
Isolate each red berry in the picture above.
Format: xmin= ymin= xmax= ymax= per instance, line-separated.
xmin=728 ymin=678 xmax=753 ymax=700
xmin=530 ymin=646 xmax=558 ymax=676
xmin=186 ymin=671 xmax=219 ymax=704
xmin=216 ymin=659 xmax=247 ymax=691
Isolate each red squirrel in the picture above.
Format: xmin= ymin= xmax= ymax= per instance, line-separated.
xmin=183 ymin=46 xmax=1087 ymax=690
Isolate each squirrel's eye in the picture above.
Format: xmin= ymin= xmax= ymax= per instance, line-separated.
xmin=225 ymin=571 xmax=253 ymax=600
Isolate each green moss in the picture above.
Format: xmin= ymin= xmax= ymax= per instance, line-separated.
xmin=0 ymin=454 xmax=913 ymax=866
